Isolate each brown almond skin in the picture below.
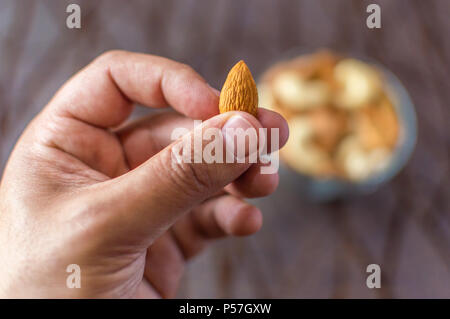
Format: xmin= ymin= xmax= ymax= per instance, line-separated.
xmin=219 ymin=60 xmax=258 ymax=117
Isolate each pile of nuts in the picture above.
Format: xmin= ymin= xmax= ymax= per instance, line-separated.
xmin=259 ymin=51 xmax=399 ymax=181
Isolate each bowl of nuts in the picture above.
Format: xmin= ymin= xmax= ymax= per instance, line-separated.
xmin=259 ymin=50 xmax=417 ymax=201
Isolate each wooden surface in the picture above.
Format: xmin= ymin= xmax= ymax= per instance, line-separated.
xmin=0 ymin=0 xmax=449 ymax=298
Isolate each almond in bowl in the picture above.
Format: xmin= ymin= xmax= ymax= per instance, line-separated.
xmin=259 ymin=50 xmax=401 ymax=183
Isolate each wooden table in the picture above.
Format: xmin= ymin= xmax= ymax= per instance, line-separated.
xmin=0 ymin=0 xmax=448 ymax=298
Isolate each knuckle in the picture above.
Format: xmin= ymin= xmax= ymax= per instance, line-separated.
xmin=172 ymin=161 xmax=213 ymax=195
xmin=96 ymin=50 xmax=125 ymax=65
xmin=161 ymin=150 xmax=213 ymax=196
xmin=176 ymin=63 xmax=201 ymax=79
xmin=177 ymin=62 xmax=195 ymax=73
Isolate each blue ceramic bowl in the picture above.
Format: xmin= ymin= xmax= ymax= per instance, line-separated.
xmin=261 ymin=51 xmax=417 ymax=201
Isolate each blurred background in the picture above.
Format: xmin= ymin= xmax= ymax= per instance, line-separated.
xmin=0 ymin=0 xmax=448 ymax=298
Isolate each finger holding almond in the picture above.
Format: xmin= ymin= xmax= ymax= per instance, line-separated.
xmin=0 ymin=51 xmax=289 ymax=298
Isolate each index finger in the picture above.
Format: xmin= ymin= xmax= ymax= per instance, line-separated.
xmin=47 ymin=50 xmax=220 ymax=127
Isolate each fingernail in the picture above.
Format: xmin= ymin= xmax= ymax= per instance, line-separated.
xmin=222 ymin=115 xmax=258 ymax=162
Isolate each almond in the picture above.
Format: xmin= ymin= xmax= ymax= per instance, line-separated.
xmin=219 ymin=60 xmax=258 ymax=117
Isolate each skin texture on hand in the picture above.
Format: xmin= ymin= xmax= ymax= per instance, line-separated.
xmin=0 ymin=51 xmax=289 ymax=298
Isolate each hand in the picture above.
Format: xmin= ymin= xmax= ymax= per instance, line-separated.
xmin=0 ymin=51 xmax=288 ymax=298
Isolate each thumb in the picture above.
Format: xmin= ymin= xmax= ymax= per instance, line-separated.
xmin=91 ymin=111 xmax=263 ymax=244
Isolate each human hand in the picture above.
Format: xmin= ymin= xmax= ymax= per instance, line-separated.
xmin=0 ymin=51 xmax=288 ymax=298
